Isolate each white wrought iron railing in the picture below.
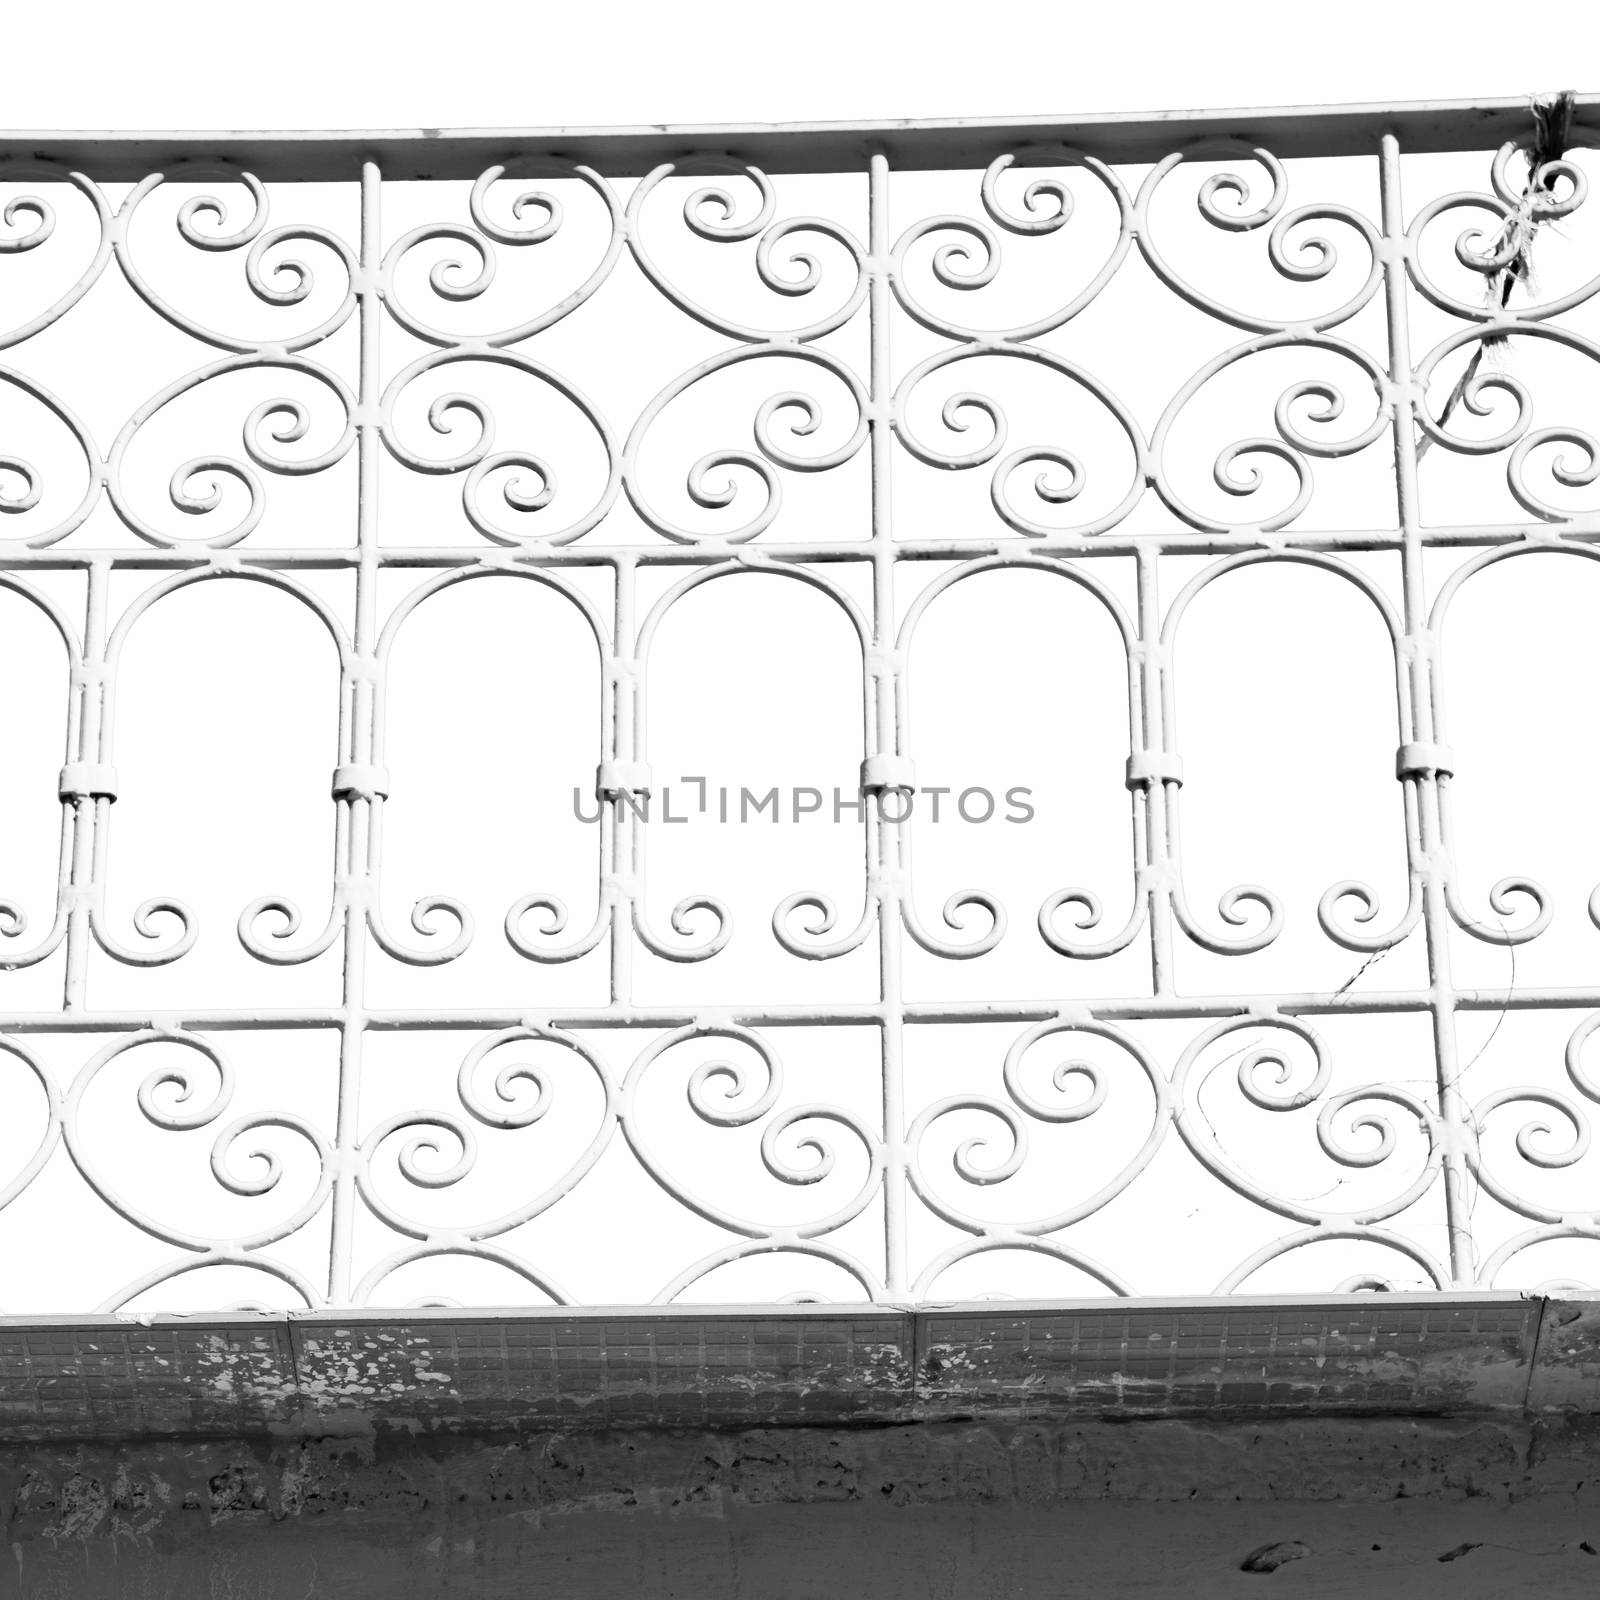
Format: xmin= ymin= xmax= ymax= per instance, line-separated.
xmin=1 ymin=97 xmax=1599 ymax=1313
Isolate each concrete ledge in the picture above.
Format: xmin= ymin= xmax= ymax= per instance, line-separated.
xmin=2 ymin=1293 xmax=1589 ymax=1444
xmin=4 ymin=1298 xmax=1598 ymax=1597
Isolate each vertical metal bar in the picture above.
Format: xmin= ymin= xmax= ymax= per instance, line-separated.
xmin=1379 ymin=133 xmax=1474 ymax=1288
xmin=1136 ymin=544 xmax=1175 ymax=996
xmin=326 ymin=160 xmax=383 ymax=1308
xmin=868 ymin=148 xmax=907 ymax=1298
xmin=611 ymin=553 xmax=636 ymax=1007
xmin=62 ymin=560 xmax=108 ymax=1011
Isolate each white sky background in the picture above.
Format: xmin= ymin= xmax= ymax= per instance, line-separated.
xmin=2 ymin=4 xmax=1600 ymax=1315
xmin=0 ymin=1 xmax=1589 ymax=133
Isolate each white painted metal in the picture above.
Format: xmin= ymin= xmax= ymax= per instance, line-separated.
xmin=1 ymin=102 xmax=1598 ymax=1310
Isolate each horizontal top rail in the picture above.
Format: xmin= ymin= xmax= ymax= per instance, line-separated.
xmin=1 ymin=95 xmax=1597 ymax=179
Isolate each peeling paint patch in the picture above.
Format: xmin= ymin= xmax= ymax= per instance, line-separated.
xmin=1239 ymin=1541 xmax=1310 ymax=1572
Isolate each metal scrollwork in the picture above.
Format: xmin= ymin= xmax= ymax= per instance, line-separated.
xmin=1135 ymin=144 xmax=1383 ymax=334
xmin=621 ymin=1025 xmax=883 ymax=1302
xmin=908 ymin=1018 xmax=1164 ymax=1297
xmin=64 ymin=1029 xmax=333 ymax=1311
xmin=356 ymin=1026 xmax=616 ymax=1297
xmin=106 ymin=356 xmax=356 ymax=550
xmin=891 ymin=148 xmax=1134 ymax=343
xmin=114 ymin=170 xmax=357 ymax=353
xmin=4 ymin=119 xmax=1600 ymax=1311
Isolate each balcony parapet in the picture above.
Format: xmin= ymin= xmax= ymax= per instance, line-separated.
xmin=3 ymin=1292 xmax=1593 ymax=1445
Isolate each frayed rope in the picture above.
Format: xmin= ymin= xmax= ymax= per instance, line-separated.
xmin=1416 ymin=90 xmax=1577 ymax=458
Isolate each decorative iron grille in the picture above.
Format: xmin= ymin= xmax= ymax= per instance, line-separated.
xmin=2 ymin=99 xmax=1599 ymax=1312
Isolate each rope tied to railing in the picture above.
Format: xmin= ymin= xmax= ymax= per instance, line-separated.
xmin=1416 ymin=90 xmax=1577 ymax=459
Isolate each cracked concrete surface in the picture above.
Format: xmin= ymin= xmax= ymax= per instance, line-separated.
xmin=5 ymin=1298 xmax=1597 ymax=1595
xmin=6 ymin=1416 xmax=1600 ymax=1597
